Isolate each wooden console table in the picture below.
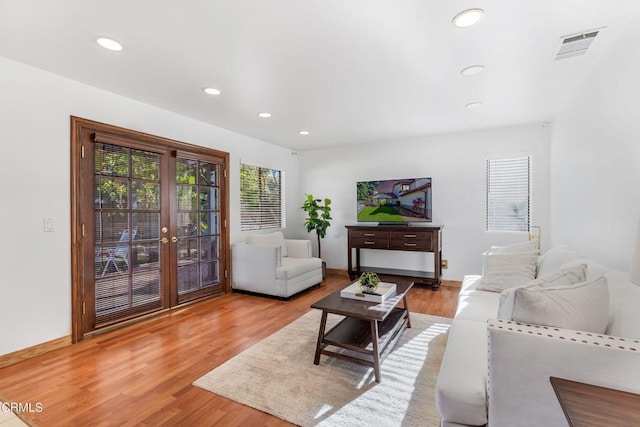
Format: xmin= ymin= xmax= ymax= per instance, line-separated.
xmin=346 ymin=224 xmax=443 ymax=289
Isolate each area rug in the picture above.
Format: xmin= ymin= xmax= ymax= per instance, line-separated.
xmin=194 ymin=310 xmax=451 ymax=426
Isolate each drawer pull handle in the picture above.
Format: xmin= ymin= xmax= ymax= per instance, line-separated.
xmin=404 ymin=234 xmax=417 ymax=238
xmin=364 ymin=233 xmax=376 ymax=237
xmin=404 ymin=243 xmax=417 ymax=247
xmin=365 ymin=241 xmax=376 ymax=245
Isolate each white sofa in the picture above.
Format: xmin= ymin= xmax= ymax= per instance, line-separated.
xmin=231 ymin=231 xmax=323 ymax=298
xmin=436 ymin=245 xmax=640 ymax=427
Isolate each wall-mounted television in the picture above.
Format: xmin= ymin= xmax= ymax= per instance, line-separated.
xmin=356 ymin=177 xmax=432 ymax=223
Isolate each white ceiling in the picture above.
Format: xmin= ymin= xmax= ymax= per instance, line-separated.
xmin=1 ymin=1 xmax=639 ymax=151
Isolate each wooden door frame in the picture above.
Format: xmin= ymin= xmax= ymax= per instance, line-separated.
xmin=70 ymin=116 xmax=230 ymax=343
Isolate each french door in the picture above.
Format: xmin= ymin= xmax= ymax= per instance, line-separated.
xmin=71 ymin=117 xmax=229 ymax=339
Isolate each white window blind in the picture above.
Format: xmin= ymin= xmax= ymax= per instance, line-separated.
xmin=486 ymin=156 xmax=530 ymax=232
xmin=240 ymin=163 xmax=283 ymax=231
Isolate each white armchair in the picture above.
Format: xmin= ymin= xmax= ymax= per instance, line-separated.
xmin=231 ymin=231 xmax=323 ymax=298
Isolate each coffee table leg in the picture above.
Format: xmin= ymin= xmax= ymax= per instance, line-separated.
xmin=314 ymin=310 xmax=328 ymax=365
xmin=403 ymin=294 xmax=412 ymax=328
xmin=370 ymin=320 xmax=381 ymax=382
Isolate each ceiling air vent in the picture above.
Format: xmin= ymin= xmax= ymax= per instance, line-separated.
xmin=555 ymin=27 xmax=605 ymax=60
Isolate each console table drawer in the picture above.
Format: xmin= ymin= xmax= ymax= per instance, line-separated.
xmin=350 ymin=230 xmax=388 ymax=239
xmin=351 ymin=237 xmax=389 ymax=249
xmin=389 ymin=239 xmax=432 ymax=251
xmin=389 ymin=231 xmax=432 ymax=250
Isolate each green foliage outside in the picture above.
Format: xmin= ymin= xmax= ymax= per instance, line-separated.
xmin=95 ymin=145 xmax=218 ymax=241
xmin=240 ymin=164 xmax=282 ymax=230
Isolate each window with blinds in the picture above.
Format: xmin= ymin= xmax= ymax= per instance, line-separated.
xmin=486 ymin=156 xmax=530 ymax=232
xmin=240 ymin=163 xmax=283 ymax=231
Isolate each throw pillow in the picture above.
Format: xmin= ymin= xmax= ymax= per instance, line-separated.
xmin=560 ymin=258 xmax=611 ymax=281
xmin=477 ymin=252 xmax=538 ymax=292
xmin=497 ymin=264 xmax=588 ymax=319
xmin=510 ymin=276 xmax=609 ymax=334
xmin=536 ymin=245 xmax=580 ymax=277
xmin=490 ymin=239 xmax=538 ymax=254
xmin=247 ymin=231 xmax=288 ymax=257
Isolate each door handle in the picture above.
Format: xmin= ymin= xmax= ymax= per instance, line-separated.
xmin=171 ymin=236 xmax=178 ymax=243
xmin=161 ymin=237 xmax=169 ymax=244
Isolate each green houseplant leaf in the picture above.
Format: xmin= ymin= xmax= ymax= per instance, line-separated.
xmin=301 ymin=194 xmax=332 ymax=259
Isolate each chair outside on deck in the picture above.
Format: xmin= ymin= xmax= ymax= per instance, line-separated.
xmin=97 ymin=229 xmax=137 ymax=277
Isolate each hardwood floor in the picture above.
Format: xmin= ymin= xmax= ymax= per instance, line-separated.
xmin=0 ymin=270 xmax=459 ymax=426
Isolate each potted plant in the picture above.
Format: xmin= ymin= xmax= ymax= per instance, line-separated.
xmin=301 ymin=194 xmax=332 ymax=278
xmin=358 ymin=272 xmax=380 ymax=294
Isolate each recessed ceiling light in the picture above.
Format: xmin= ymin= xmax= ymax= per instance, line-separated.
xmin=452 ymin=8 xmax=485 ymax=28
xmin=258 ymin=112 xmax=272 ymax=118
xmin=461 ymin=65 xmax=485 ymax=76
xmin=96 ymin=36 xmax=123 ymax=52
xmin=203 ymin=87 xmax=222 ymax=96
xmin=465 ymin=102 xmax=484 ymax=109
xmin=298 ymin=130 xmax=310 ymax=136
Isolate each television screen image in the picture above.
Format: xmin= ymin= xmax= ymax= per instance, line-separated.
xmin=357 ymin=177 xmax=432 ymax=223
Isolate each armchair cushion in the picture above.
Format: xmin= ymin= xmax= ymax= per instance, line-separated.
xmin=277 ymin=257 xmax=322 ymax=280
xmin=247 ymin=231 xmax=288 ymax=257
xmin=285 ymin=239 xmax=313 ymax=258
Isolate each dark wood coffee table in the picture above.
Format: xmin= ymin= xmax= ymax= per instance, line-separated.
xmin=311 ymin=282 xmax=413 ymax=382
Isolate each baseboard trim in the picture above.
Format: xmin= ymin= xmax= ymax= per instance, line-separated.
xmin=0 ymin=335 xmax=72 ymax=369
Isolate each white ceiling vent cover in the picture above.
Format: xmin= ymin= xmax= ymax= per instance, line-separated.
xmin=555 ymin=27 xmax=605 ymax=60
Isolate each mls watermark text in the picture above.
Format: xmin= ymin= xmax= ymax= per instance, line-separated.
xmin=1 ymin=402 xmax=43 ymax=413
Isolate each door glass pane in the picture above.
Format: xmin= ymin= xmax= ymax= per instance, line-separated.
xmin=175 ymin=156 xmax=221 ymax=298
xmin=133 ymin=242 xmax=160 ymax=271
xmin=176 ymin=158 xmax=196 ymax=184
xmin=201 ymin=261 xmax=218 ymax=286
xmin=198 ymin=162 xmax=217 ymax=186
xmin=177 ymin=238 xmax=198 ymax=262
xmin=132 ymin=182 xmax=160 ymax=210
xmin=95 ymin=144 xmax=129 ymax=177
xmin=96 ymin=178 xmax=129 ymax=210
xmin=177 ymin=212 xmax=198 ymax=237
xmin=200 ymin=212 xmax=218 ymax=235
xmin=93 ymin=143 xmax=162 ymax=323
xmin=132 ymin=213 xmax=160 ymax=240
xmin=177 ymin=264 xmax=198 ymax=294
xmin=200 ymin=236 xmax=218 ymax=261
xmin=199 ymin=188 xmax=218 ymax=210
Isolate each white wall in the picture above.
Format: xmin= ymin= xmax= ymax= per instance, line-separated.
xmin=297 ymin=123 xmax=550 ymax=281
xmin=550 ymin=21 xmax=640 ymax=270
xmin=0 ymin=57 xmax=298 ymax=356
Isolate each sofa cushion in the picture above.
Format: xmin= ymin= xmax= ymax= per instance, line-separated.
xmin=276 ymin=257 xmax=322 ymax=280
xmin=510 ymin=276 xmax=609 ymax=333
xmin=247 ymin=231 xmax=288 ymax=257
xmin=436 ymin=320 xmax=488 ymax=426
xmin=460 ymin=275 xmax=482 ymax=295
xmin=477 ymin=252 xmax=537 ymax=292
xmin=497 ymin=264 xmax=587 ymax=320
xmin=455 ymin=291 xmax=501 ymax=323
